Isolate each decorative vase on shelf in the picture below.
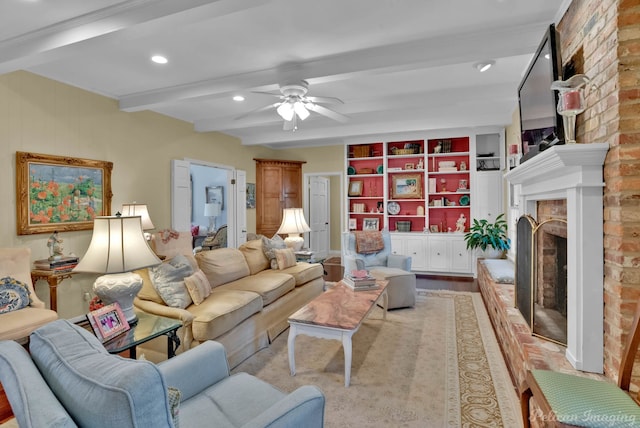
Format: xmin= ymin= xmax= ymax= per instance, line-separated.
xmin=551 ymin=74 xmax=590 ymax=145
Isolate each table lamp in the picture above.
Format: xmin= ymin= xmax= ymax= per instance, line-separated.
xmin=204 ymin=202 xmax=220 ymax=233
xmin=73 ymin=215 xmax=161 ymax=323
xmin=121 ymin=203 xmax=154 ymax=240
xmin=276 ymin=208 xmax=311 ymax=251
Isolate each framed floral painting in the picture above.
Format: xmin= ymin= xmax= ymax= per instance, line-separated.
xmin=16 ymin=152 xmax=113 ymax=235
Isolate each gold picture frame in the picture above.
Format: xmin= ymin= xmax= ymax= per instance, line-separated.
xmin=348 ymin=180 xmax=364 ymax=196
xmin=16 ymin=151 xmax=113 ymax=235
xmin=391 ymin=174 xmax=422 ymax=199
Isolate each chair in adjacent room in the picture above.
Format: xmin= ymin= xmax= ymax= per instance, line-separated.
xmin=520 ymin=298 xmax=640 ymax=427
xmin=342 ymin=229 xmax=416 ymax=309
xmin=0 ymin=247 xmax=58 ymax=342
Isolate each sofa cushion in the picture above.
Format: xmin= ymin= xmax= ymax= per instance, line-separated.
xmin=196 ymin=248 xmax=251 ymax=288
xmin=150 ymin=254 xmax=194 ymax=309
xmin=274 ymin=248 xmax=297 ymax=270
xmin=238 ymin=239 xmax=269 ymax=275
xmin=188 ymin=290 xmax=263 ymax=341
xmin=29 ymin=319 xmax=174 ymax=428
xmin=264 ymin=262 xmax=324 ymax=287
xmin=262 ymin=235 xmax=287 ymax=270
xmin=0 ymin=306 xmax=58 ymax=340
xmin=0 ymin=276 xmax=31 ymax=314
xmin=184 ymin=269 xmax=212 ymax=305
xmin=221 ymin=273 xmax=295 ymax=306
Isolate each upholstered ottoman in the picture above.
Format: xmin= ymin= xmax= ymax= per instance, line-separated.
xmin=370 ymin=267 xmax=416 ymax=309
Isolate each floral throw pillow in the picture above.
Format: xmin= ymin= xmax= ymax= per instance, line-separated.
xmin=262 ymin=235 xmax=287 ymax=269
xmin=0 ymin=276 xmax=31 ymax=314
xmin=275 ymin=248 xmax=297 ymax=270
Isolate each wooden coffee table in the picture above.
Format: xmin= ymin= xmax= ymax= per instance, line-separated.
xmin=287 ymin=279 xmax=388 ymax=387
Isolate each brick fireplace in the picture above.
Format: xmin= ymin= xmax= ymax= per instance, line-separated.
xmin=505 ymin=143 xmax=609 ymax=373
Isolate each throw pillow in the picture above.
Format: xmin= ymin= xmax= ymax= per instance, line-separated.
xmin=0 ymin=276 xmax=31 ymax=314
xmin=184 ymin=269 xmax=211 ymax=305
xmin=262 ymin=235 xmax=287 ymax=269
xmin=274 ymin=248 xmax=297 ymax=270
xmin=149 ymin=254 xmax=194 ymax=309
xmin=168 ymin=387 xmax=181 ymax=428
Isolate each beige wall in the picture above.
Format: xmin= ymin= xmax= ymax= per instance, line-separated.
xmin=0 ymin=71 xmax=343 ymax=317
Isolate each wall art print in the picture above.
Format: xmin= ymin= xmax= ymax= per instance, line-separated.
xmin=16 ymin=152 xmax=113 ymax=235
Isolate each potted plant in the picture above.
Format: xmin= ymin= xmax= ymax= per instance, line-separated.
xmin=464 ymin=213 xmax=511 ymax=258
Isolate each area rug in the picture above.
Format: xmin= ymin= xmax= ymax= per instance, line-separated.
xmin=232 ymin=290 xmax=520 ymax=427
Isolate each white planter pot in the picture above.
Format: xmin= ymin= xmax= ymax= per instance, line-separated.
xmin=477 ymin=248 xmax=503 ymax=259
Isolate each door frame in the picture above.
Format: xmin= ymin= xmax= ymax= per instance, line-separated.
xmin=303 ymin=171 xmax=344 ymax=256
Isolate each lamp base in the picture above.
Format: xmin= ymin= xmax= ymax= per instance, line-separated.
xmin=284 ymin=234 xmax=305 ymax=251
xmin=93 ymin=272 xmax=143 ymax=324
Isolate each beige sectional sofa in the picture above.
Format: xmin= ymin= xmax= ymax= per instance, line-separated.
xmin=133 ymin=238 xmax=324 ymax=368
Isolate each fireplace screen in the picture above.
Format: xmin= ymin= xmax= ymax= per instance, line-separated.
xmin=515 ymin=215 xmax=568 ymax=345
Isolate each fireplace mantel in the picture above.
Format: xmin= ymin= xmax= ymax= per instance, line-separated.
xmin=505 ymin=143 xmax=609 ymax=373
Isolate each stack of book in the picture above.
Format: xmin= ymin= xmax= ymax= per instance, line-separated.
xmin=33 ymin=256 xmax=79 ymax=272
xmin=343 ymin=270 xmax=379 ymax=291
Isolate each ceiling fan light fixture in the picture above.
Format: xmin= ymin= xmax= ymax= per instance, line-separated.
xmin=294 ymin=102 xmax=310 ymax=120
xmin=277 ymin=102 xmax=294 ymax=121
xmin=475 ymin=60 xmax=495 ymax=72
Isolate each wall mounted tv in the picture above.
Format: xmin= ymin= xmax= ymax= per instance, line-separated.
xmin=518 ymin=24 xmax=563 ymax=161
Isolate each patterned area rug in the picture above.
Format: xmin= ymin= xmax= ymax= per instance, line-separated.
xmin=233 ymin=290 xmax=520 ymax=427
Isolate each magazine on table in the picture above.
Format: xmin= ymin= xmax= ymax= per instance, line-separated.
xmin=343 ymin=270 xmax=378 ymax=290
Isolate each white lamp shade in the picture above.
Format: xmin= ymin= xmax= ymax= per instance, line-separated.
xmin=74 ymin=216 xmax=161 ymax=274
xmin=120 ymin=203 xmax=154 ymax=230
xmin=277 ymin=208 xmax=311 ymax=235
xmin=277 ymin=102 xmax=294 ymax=121
xmin=204 ymin=202 xmax=220 ymax=217
xmin=293 ymin=102 xmax=310 ymax=120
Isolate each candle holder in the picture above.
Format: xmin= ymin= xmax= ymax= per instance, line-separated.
xmin=551 ymin=74 xmax=590 ymax=144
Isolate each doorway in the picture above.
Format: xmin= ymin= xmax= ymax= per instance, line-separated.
xmin=304 ymin=172 xmax=343 ymax=259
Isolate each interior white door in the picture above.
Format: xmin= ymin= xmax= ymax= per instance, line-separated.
xmin=171 ymin=159 xmax=192 ymax=231
xmin=309 ymin=176 xmax=330 ymax=258
xmin=235 ymin=169 xmax=247 ymax=246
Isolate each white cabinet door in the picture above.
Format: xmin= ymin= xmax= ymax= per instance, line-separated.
xmin=450 ymin=237 xmax=472 ymax=272
xmin=427 ymin=235 xmax=472 ymax=274
xmin=427 ymin=236 xmax=449 ymax=271
xmin=474 ymin=171 xmax=503 ymax=222
xmin=406 ymin=236 xmax=428 ymax=271
xmin=390 ymin=234 xmax=405 ymax=256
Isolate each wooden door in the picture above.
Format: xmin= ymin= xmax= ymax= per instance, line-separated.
xmin=255 ymin=159 xmax=305 ymax=237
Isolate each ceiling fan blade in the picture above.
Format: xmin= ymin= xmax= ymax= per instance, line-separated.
xmin=306 ymin=95 xmax=344 ymax=104
xmin=307 ymin=103 xmax=349 ymax=123
xmin=234 ymin=102 xmax=280 ymax=121
xmin=252 ymin=90 xmax=285 ymax=98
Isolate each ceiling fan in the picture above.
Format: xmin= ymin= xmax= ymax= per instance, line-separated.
xmin=237 ymin=80 xmax=349 ymax=131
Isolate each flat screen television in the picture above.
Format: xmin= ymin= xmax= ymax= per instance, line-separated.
xmin=518 ymin=24 xmax=563 ymax=160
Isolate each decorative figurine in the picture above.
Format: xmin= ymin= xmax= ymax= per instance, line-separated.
xmin=433 ymin=142 xmax=442 ymax=154
xmin=47 ymin=231 xmax=64 ymax=260
xmin=455 ymin=214 xmax=466 ymax=233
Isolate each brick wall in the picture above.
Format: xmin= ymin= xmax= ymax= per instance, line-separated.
xmin=558 ymin=0 xmax=640 ymax=383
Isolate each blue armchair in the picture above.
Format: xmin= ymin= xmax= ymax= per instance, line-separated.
xmin=0 ymin=319 xmax=325 ymax=428
xmin=342 ymin=230 xmax=416 ymax=309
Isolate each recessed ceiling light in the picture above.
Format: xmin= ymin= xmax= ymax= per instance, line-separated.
xmin=151 ymin=55 xmax=168 ymax=64
xmin=474 ymin=60 xmax=495 ymax=72
xmin=233 ymin=95 xmax=245 ymax=102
